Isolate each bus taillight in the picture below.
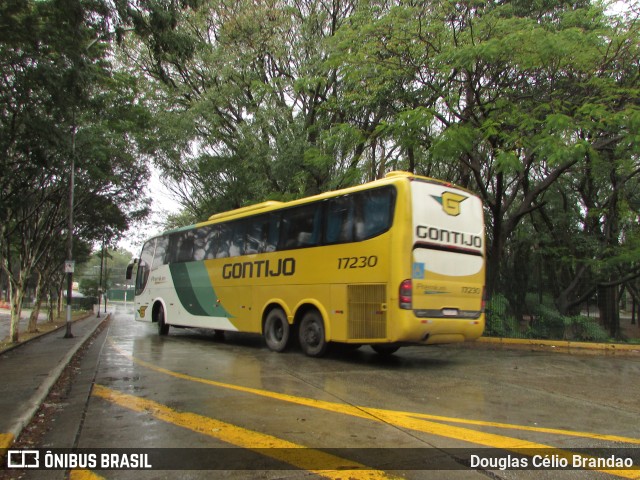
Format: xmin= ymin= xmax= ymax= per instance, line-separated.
xmin=399 ymin=279 xmax=412 ymax=309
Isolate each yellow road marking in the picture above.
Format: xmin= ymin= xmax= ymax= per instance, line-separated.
xmin=0 ymin=432 xmax=14 ymax=452
xmin=92 ymin=384 xmax=399 ymax=480
xmin=69 ymin=470 xmax=106 ymax=480
xmin=110 ymin=342 xmax=640 ymax=478
xmin=111 ymin=342 xmax=640 ymax=444
xmin=406 ymin=411 xmax=640 ymax=445
xmin=361 ymin=408 xmax=639 ymax=478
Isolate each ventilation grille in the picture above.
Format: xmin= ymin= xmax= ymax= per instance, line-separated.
xmin=348 ymin=284 xmax=387 ymax=339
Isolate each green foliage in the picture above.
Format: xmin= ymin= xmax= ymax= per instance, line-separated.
xmin=528 ymin=304 xmax=570 ymax=340
xmin=485 ymin=294 xmax=520 ymax=338
xmin=6 ymin=0 xmax=636 ymax=343
xmin=568 ymin=316 xmax=610 ymax=343
xmin=486 ymin=293 xmax=612 ymax=342
xmin=528 ymin=303 xmax=610 ymax=343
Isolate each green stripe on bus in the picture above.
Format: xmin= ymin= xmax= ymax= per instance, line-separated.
xmin=170 ymin=262 xmax=232 ymax=318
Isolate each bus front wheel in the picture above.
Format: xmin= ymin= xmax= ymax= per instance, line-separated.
xmin=264 ymin=309 xmax=290 ymax=352
xmin=298 ymin=310 xmax=328 ymax=357
xmin=157 ymin=305 xmax=169 ymax=336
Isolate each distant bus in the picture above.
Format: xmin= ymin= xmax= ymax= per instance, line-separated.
xmin=127 ymin=171 xmax=485 ymax=356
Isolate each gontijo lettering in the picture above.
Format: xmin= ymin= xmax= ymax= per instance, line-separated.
xmin=222 ymin=258 xmax=295 ymax=279
xmin=416 ymin=225 xmax=483 ymax=249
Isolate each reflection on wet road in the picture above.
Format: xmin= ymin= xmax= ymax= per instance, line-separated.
xmin=73 ymin=305 xmax=640 ymax=479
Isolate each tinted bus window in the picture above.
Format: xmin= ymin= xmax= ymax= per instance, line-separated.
xmin=168 ymin=230 xmax=196 ymax=263
xmin=280 ymin=203 xmax=322 ymax=250
xmin=193 ymin=226 xmax=212 ymax=261
xmin=135 ymin=239 xmax=155 ymax=295
xmin=216 ymin=221 xmax=245 ymax=258
xmin=153 ymin=236 xmax=168 ymax=269
xmin=324 ymin=195 xmax=353 ymax=244
xmin=354 ymin=187 xmax=395 ymax=241
xmin=324 ymin=187 xmax=395 ymax=244
xmin=246 ymin=214 xmax=279 ymax=254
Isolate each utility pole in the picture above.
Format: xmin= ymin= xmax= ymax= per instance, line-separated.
xmin=97 ymin=241 xmax=104 ymax=318
xmin=64 ymin=118 xmax=76 ymax=338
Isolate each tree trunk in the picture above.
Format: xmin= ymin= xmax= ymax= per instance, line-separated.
xmin=57 ymin=287 xmax=63 ymax=318
xmin=47 ymin=292 xmax=55 ymax=323
xmin=27 ymin=271 xmax=43 ymax=333
xmin=597 ymin=284 xmax=620 ymax=339
xmin=9 ymin=280 xmax=25 ymax=343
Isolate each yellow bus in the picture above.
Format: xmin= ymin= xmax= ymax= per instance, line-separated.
xmin=127 ymin=171 xmax=485 ymax=356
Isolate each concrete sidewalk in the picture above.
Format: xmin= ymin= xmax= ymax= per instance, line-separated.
xmin=0 ymin=313 xmax=107 ymax=452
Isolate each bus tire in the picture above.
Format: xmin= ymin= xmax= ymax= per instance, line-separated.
xmin=298 ymin=310 xmax=328 ymax=357
xmin=157 ymin=305 xmax=169 ymax=336
xmin=371 ymin=344 xmax=399 ymax=356
xmin=264 ymin=309 xmax=290 ymax=352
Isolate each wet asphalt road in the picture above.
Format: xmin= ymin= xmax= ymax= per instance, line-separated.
xmin=27 ymin=304 xmax=640 ymax=479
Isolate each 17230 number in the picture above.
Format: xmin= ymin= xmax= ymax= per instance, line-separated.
xmin=337 ymin=255 xmax=378 ymax=269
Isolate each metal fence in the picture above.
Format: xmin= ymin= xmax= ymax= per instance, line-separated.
xmin=484 ymin=293 xmax=640 ymax=343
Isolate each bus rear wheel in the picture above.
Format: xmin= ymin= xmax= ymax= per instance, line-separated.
xmin=298 ymin=310 xmax=328 ymax=357
xmin=157 ymin=305 xmax=169 ymax=336
xmin=264 ymin=309 xmax=290 ymax=352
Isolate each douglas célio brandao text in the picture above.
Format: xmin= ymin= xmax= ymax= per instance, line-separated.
xmin=470 ymin=453 xmax=635 ymax=471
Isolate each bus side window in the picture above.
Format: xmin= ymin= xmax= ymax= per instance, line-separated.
xmin=229 ymin=221 xmax=246 ymax=257
xmin=280 ymin=203 xmax=321 ymax=249
xmin=324 ymin=196 xmax=353 ymax=244
xmin=246 ymin=215 xmax=279 ymax=254
xmin=193 ymin=226 xmax=210 ymax=261
xmin=135 ymin=239 xmax=156 ymax=295
xmin=170 ymin=231 xmax=195 ymax=263
xmin=152 ymin=236 xmax=168 ymax=269
xmin=215 ymin=224 xmax=231 ymax=258
xmin=265 ymin=214 xmax=280 ymax=252
xmin=246 ymin=215 xmax=268 ymax=254
xmin=215 ymin=221 xmax=245 ymax=258
xmin=204 ymin=226 xmax=218 ymax=259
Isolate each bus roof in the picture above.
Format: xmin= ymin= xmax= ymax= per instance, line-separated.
xmin=159 ymin=171 xmax=475 ymax=236
xmin=208 ymin=201 xmax=284 ymax=221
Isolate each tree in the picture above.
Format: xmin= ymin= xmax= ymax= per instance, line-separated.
xmin=117 ymin=0 xmax=365 ymax=221
xmin=330 ymin=0 xmax=639 ymax=305
xmin=0 ymin=0 xmax=151 ymax=341
xmin=116 ymin=0 xmax=639 ymax=337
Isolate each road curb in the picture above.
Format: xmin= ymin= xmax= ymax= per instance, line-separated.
xmin=475 ymin=336 xmax=640 ymax=355
xmin=1 ymin=313 xmax=110 ymax=454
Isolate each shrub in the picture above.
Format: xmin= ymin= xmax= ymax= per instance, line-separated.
xmin=485 ymin=294 xmax=520 ymax=337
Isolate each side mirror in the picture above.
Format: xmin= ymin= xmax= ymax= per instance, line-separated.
xmin=125 ymin=258 xmax=138 ymax=280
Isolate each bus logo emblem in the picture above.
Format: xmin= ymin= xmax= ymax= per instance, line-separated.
xmin=431 ymin=192 xmax=467 ymax=216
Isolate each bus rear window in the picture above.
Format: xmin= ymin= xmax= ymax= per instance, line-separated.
xmin=324 ymin=186 xmax=395 ymax=244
